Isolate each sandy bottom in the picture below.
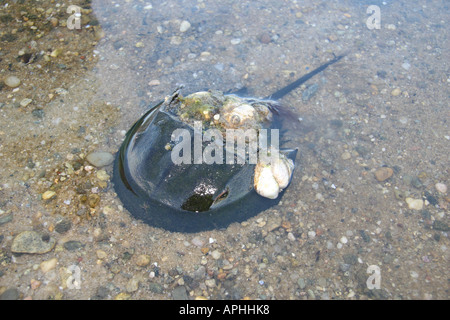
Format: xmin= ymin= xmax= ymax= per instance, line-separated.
xmin=0 ymin=0 xmax=448 ymax=300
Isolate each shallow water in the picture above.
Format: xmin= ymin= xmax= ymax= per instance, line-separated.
xmin=0 ymin=0 xmax=448 ymax=300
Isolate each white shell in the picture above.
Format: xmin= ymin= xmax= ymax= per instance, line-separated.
xmin=271 ymin=157 xmax=294 ymax=189
xmin=223 ymin=102 xmax=255 ymax=128
xmin=254 ymin=152 xmax=295 ymax=199
xmin=254 ymin=165 xmax=279 ymax=199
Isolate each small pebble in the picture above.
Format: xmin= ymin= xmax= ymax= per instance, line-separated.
xmin=341 ymin=151 xmax=351 ymax=160
xmin=259 ymin=33 xmax=271 ymax=44
xmin=148 ymin=80 xmax=160 ymax=86
xmin=172 ymin=286 xmax=188 ymax=300
xmin=30 ymin=279 xmax=41 ymax=290
xmin=386 ymin=24 xmax=396 ymax=30
xmin=96 ymin=250 xmax=107 ymax=260
xmin=0 ymin=288 xmax=20 ymax=300
xmin=42 ymin=190 xmax=57 ymax=201
xmin=4 ymin=76 xmax=21 ymax=88
xmin=163 ymin=56 xmax=173 ymax=65
xmin=135 ymin=254 xmax=151 ymax=267
xmin=20 ymin=98 xmax=32 ymax=107
xmin=50 ymin=17 xmax=59 ymax=27
xmin=297 ymin=278 xmax=306 ymax=289
xmin=205 ymin=279 xmax=216 ymax=288
xmin=315 ymin=193 xmax=324 ymax=201
xmin=55 ymin=219 xmax=72 ymax=234
xmin=114 ymin=292 xmax=131 ymax=300
xmin=328 ymin=34 xmax=338 ymax=42
xmin=11 ymin=231 xmax=56 ymax=254
xmin=87 ymin=194 xmax=100 ymax=208
xmin=340 ymin=236 xmax=348 ymax=244
xmin=179 ymin=20 xmax=191 ymax=33
xmin=40 ymin=258 xmax=58 ymax=273
xmin=50 ymin=48 xmax=62 ymax=57
xmin=405 ymin=197 xmax=424 ymax=210
xmin=410 ymin=270 xmax=419 ymax=278
xmin=402 ymin=62 xmax=411 ymax=70
xmin=374 ymin=167 xmax=393 ymax=182
xmin=86 ymin=152 xmax=114 ymax=167
xmin=0 ymin=213 xmax=13 ymax=226
xmin=435 ymin=183 xmax=447 ymax=194
xmin=399 ymin=117 xmax=408 ymax=125
xmin=433 ymin=220 xmax=449 ymax=231
xmin=191 ymin=236 xmax=205 ymax=247
xmin=96 ymin=170 xmax=110 ymax=181
xmin=64 ymin=240 xmax=84 ymax=251
xmin=391 ymin=88 xmax=402 ymax=96
xmin=308 ymin=231 xmax=316 ymax=239
xmin=126 ymin=278 xmax=140 ymax=293
xmin=210 ymin=250 xmax=221 ymax=260
xmin=230 ymin=38 xmax=241 ymax=45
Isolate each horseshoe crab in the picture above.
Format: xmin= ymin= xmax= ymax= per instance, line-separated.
xmin=113 ymin=54 xmax=344 ymax=233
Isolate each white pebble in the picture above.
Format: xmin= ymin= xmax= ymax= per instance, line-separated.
xmin=148 ymin=79 xmax=160 ymax=86
xmin=307 ymin=231 xmax=316 ymax=239
xmin=402 ymin=62 xmax=411 ymax=70
xmin=435 ymin=183 xmax=447 ymax=194
xmin=179 ymin=20 xmax=191 ymax=33
xmin=40 ymin=258 xmax=58 ymax=273
xmin=4 ymin=75 xmax=21 ymax=88
xmin=340 ymin=236 xmax=348 ymax=244
xmin=315 ymin=193 xmax=324 ymax=201
xmin=405 ymin=197 xmax=424 ymax=210
xmin=399 ymin=117 xmax=408 ymax=124
xmin=20 ymin=98 xmax=32 ymax=107
xmin=86 ymin=152 xmax=114 ymax=167
xmin=386 ymin=24 xmax=396 ymax=30
xmin=191 ymin=236 xmax=205 ymax=247
xmin=210 ymin=250 xmax=221 ymax=260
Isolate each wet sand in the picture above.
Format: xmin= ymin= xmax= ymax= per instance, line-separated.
xmin=0 ymin=0 xmax=448 ymax=300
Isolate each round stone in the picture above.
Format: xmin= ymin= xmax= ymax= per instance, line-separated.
xmin=435 ymin=183 xmax=447 ymax=194
xmin=341 ymin=151 xmax=351 ymax=160
xmin=40 ymin=258 xmax=58 ymax=273
xmin=406 ymin=198 xmax=424 ymax=210
xmin=391 ymin=88 xmax=402 ymax=96
xmin=179 ymin=20 xmax=191 ymax=33
xmin=42 ymin=190 xmax=56 ymax=200
xmin=4 ymin=76 xmax=21 ymax=88
xmin=374 ymin=167 xmax=393 ymax=182
xmin=86 ymin=152 xmax=114 ymax=167
xmin=210 ymin=250 xmax=221 ymax=260
xmin=11 ymin=231 xmax=56 ymax=254
xmin=135 ymin=254 xmax=151 ymax=267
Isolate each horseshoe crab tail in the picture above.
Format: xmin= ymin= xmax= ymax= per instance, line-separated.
xmin=265 ymin=53 xmax=346 ymax=101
